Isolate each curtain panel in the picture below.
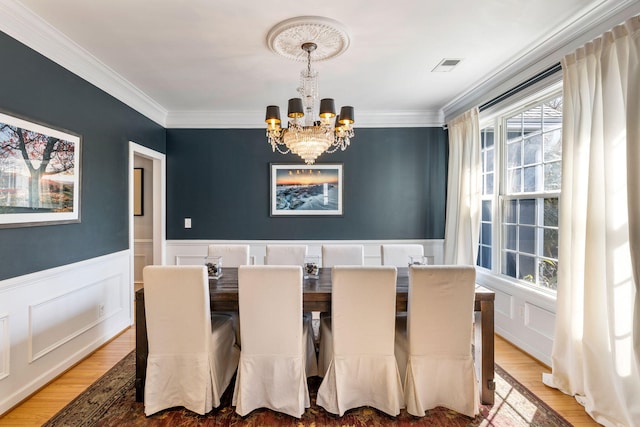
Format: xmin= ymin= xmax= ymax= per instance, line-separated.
xmin=543 ymin=16 xmax=640 ymax=427
xmin=443 ymin=107 xmax=481 ymax=266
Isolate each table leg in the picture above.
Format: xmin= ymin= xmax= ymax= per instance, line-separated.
xmin=135 ymin=291 xmax=148 ymax=403
xmin=479 ymin=299 xmax=495 ymax=404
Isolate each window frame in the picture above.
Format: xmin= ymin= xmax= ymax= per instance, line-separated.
xmin=478 ymin=79 xmax=563 ymax=296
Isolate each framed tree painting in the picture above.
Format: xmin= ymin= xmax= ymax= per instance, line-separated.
xmin=270 ymin=163 xmax=343 ymax=216
xmin=0 ymin=111 xmax=81 ymax=228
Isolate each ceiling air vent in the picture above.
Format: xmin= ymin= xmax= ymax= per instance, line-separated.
xmin=432 ymin=58 xmax=462 ymax=72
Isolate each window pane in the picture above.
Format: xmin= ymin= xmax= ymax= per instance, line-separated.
xmin=504 ymin=251 xmax=516 ymax=277
xmin=480 ymin=246 xmax=492 ymax=269
xmin=544 ymin=161 xmax=561 ymax=191
xmin=505 ymin=225 xmax=517 ymax=250
xmin=543 ymin=97 xmax=563 ymax=131
xmin=523 ymin=165 xmax=541 ymax=192
xmin=543 ymin=228 xmax=559 ymax=258
xmin=519 ymin=254 xmax=535 ymax=281
xmin=506 ymin=114 xmax=523 ymax=142
xmin=539 ymin=258 xmax=559 ymax=290
xmin=485 ymin=172 xmax=494 ymax=194
xmin=505 ymin=199 xmax=517 ymax=223
xmin=482 ymin=223 xmax=492 ymax=245
xmin=508 ymin=169 xmax=521 ymax=193
xmin=523 ymin=105 xmax=542 ymax=136
xmin=483 ymin=127 xmax=494 ymax=148
xmin=524 ymin=134 xmax=542 ymax=165
xmin=486 ymin=147 xmax=494 ymax=172
xmin=482 ymin=200 xmax=492 ymax=221
xmin=519 ymin=199 xmax=535 ymax=225
xmin=519 ymin=226 xmax=535 ymax=254
xmin=544 ymin=198 xmax=558 ymax=227
xmin=543 ymin=129 xmax=562 ymax=161
xmin=507 ymin=141 xmax=522 ymax=168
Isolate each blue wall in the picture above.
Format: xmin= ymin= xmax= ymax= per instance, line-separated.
xmin=0 ymin=31 xmax=166 ymax=281
xmin=166 ymin=127 xmax=448 ymax=240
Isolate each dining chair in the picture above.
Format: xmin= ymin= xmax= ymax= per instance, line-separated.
xmin=395 ymin=265 xmax=479 ymax=417
xmin=317 ymin=266 xmax=404 ymax=416
xmin=142 ymin=265 xmax=239 ymax=416
xmin=264 ymin=244 xmax=308 ymax=265
xmin=207 ymin=243 xmax=251 ymax=267
xmin=321 ymin=244 xmax=364 ymax=267
xmin=380 ymin=244 xmax=424 ymax=267
xmin=232 ymin=265 xmax=318 ymax=418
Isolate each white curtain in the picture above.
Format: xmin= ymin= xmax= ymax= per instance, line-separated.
xmin=543 ymin=16 xmax=640 ymax=426
xmin=443 ymin=107 xmax=481 ymax=265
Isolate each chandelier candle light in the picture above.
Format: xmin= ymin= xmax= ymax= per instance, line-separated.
xmin=265 ymin=18 xmax=355 ymax=164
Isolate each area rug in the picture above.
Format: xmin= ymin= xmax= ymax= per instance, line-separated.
xmin=44 ymin=351 xmax=571 ymax=426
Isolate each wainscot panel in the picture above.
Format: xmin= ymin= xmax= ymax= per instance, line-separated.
xmin=476 ymin=269 xmax=557 ymax=366
xmin=0 ymin=251 xmax=132 ymax=415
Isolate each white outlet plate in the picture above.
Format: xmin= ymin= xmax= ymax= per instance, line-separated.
xmin=185 ymin=218 xmax=192 ymax=228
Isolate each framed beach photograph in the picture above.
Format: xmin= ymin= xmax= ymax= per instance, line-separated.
xmin=0 ymin=111 xmax=81 ymax=228
xmin=270 ymin=163 xmax=343 ymax=216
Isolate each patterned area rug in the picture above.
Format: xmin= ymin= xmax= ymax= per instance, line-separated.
xmin=44 ymin=351 xmax=571 ymax=426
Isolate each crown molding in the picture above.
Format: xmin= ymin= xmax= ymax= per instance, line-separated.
xmin=0 ymin=0 xmax=168 ymax=126
xmin=442 ymin=0 xmax=640 ymax=122
xmin=165 ymin=109 xmax=444 ymax=129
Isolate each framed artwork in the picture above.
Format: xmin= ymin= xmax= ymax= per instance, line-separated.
xmin=270 ymin=163 xmax=343 ymax=216
xmin=0 ymin=111 xmax=81 ymax=228
xmin=133 ymin=168 xmax=143 ymax=216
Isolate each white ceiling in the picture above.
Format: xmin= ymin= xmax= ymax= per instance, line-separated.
xmin=1 ymin=0 xmax=638 ymax=128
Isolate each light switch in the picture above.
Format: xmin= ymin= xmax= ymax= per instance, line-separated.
xmin=184 ymin=218 xmax=192 ymax=228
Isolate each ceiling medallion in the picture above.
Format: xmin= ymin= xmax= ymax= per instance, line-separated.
xmin=267 ymin=16 xmax=351 ymax=62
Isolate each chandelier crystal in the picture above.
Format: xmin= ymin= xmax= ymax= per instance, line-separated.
xmin=265 ymin=41 xmax=354 ymax=164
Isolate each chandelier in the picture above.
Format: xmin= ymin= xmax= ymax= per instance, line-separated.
xmin=264 ymin=19 xmax=355 ymax=165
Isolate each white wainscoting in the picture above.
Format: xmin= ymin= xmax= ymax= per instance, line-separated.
xmin=0 ymin=251 xmax=132 ymax=415
xmin=476 ymin=269 xmax=557 ymax=366
xmin=166 ymin=239 xmax=444 ymax=268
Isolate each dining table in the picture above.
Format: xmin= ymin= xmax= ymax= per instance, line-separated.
xmin=135 ymin=267 xmax=496 ymax=405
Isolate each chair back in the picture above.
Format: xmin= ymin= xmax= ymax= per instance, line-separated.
xmin=408 ymin=265 xmax=476 ymax=355
xmin=321 ymin=244 xmax=364 ymax=267
xmin=380 ymin=244 xmax=424 ymax=267
xmin=332 ymin=266 xmax=397 ymax=356
xmin=265 ymin=244 xmax=307 ymax=265
xmin=208 ymin=244 xmax=250 ymax=267
xmin=144 ymin=265 xmax=211 ymax=356
xmin=237 ymin=265 xmax=303 ymax=355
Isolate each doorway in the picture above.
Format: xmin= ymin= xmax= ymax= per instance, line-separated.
xmin=129 ymin=142 xmax=166 ymax=319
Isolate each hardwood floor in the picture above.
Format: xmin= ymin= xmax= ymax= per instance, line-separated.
xmin=0 ymin=329 xmax=599 ymax=426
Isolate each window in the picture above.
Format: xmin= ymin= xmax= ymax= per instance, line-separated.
xmin=478 ymin=92 xmax=562 ymax=292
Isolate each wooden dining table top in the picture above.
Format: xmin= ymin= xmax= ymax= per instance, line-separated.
xmin=207 ymin=266 xmax=495 ymax=313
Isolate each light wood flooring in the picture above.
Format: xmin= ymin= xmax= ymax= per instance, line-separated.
xmin=0 ymin=328 xmax=600 ymax=426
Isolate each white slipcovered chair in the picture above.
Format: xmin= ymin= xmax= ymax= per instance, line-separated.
xmin=207 ymin=244 xmax=251 ymax=267
xmin=380 ymin=244 xmax=424 ymax=267
xmin=317 ymin=266 xmax=404 ymax=416
xmin=395 ymin=265 xmax=479 ymax=417
xmin=232 ymin=265 xmax=318 ymax=418
xmin=321 ymin=244 xmax=364 ymax=267
xmin=142 ymin=265 xmax=239 ymax=416
xmin=264 ymin=244 xmax=308 ymax=265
